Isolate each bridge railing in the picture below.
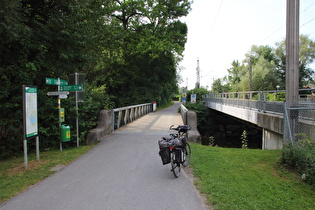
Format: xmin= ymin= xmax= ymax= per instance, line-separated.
xmin=202 ymin=90 xmax=286 ymax=114
xmin=203 ymin=89 xmax=315 ymax=115
xmin=112 ymin=103 xmax=152 ymax=131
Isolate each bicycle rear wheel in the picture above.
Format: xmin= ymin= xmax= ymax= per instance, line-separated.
xmin=182 ymin=142 xmax=191 ymax=167
xmin=170 ymin=151 xmax=180 ymax=178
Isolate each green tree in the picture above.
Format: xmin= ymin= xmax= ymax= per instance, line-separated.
xmin=186 ymin=87 xmax=208 ymax=102
xmin=90 ymin=0 xmax=192 ymax=106
xmin=251 ymin=57 xmax=277 ymax=91
xmin=275 ymin=35 xmax=315 ymax=88
xmin=0 ymin=0 xmax=113 ymax=158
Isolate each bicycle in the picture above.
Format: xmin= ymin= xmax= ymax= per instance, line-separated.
xmin=158 ymin=125 xmax=192 ymax=178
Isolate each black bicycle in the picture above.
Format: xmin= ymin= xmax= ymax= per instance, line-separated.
xmin=158 ymin=125 xmax=192 ymax=178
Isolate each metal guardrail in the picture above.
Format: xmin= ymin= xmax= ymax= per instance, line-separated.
xmin=112 ymin=103 xmax=152 ymax=131
xmin=202 ymin=89 xmax=315 ymax=115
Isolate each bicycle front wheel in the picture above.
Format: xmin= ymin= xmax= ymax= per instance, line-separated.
xmin=182 ymin=142 xmax=191 ymax=167
xmin=170 ymin=152 xmax=180 ymax=178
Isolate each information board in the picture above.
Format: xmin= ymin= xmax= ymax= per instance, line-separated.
xmin=23 ymin=86 xmax=38 ymax=139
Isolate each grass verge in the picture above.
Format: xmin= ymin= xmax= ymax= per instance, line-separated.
xmin=0 ymin=145 xmax=95 ymax=204
xmin=156 ymin=101 xmax=175 ymax=111
xmin=189 ymin=143 xmax=315 ymax=210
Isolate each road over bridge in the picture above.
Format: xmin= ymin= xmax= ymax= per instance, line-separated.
xmin=0 ymin=102 xmax=208 ymax=210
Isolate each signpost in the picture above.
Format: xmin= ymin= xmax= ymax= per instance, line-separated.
xmin=46 ymin=75 xmax=85 ymax=150
xmin=47 ymin=91 xmax=69 ymax=96
xmin=60 ymin=85 xmax=83 ymax=92
xmin=46 ymin=78 xmax=70 ymax=151
xmin=46 ymin=78 xmax=68 ymax=86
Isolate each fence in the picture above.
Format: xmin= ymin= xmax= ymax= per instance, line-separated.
xmin=202 ymin=90 xmax=286 ymax=114
xmin=112 ymin=103 xmax=152 ymax=131
xmin=283 ymin=103 xmax=315 ymax=145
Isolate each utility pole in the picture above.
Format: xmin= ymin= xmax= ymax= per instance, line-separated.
xmin=286 ymin=0 xmax=299 ymax=106
xmin=196 ymin=58 xmax=200 ymax=88
xmin=286 ymin=0 xmax=299 ymax=143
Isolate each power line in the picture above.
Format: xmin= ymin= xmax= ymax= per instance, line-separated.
xmin=261 ymin=1 xmax=315 ymax=44
xmin=208 ymin=0 xmax=224 ymax=38
xmin=201 ymin=0 xmax=224 ymax=53
xmin=302 ymin=1 xmax=315 ymax=12
xmin=301 ymin=17 xmax=315 ymax=27
xmin=261 ymin=25 xmax=285 ymax=43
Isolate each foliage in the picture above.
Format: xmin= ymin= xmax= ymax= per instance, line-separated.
xmin=190 ymin=144 xmax=315 ymax=209
xmin=186 ymin=87 xmax=208 ymax=102
xmin=211 ymin=78 xmax=231 ymax=93
xmin=87 ymin=0 xmax=191 ymax=107
xmin=241 ymin=130 xmax=248 ymax=149
xmin=218 ymin=36 xmax=315 ymax=92
xmin=0 ymin=0 xmax=191 ymax=159
xmin=281 ymin=141 xmax=315 ymax=187
xmin=208 ymin=136 xmax=215 ymax=146
xmin=184 ymin=101 xmax=214 ymax=141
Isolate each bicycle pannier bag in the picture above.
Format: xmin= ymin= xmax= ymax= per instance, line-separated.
xmin=174 ymin=148 xmax=185 ymax=163
xmin=159 ymin=148 xmax=170 ymax=165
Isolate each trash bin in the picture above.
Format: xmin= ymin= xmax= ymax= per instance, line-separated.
xmin=60 ymin=124 xmax=71 ymax=142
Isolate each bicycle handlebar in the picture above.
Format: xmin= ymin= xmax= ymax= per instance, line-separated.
xmin=169 ymin=125 xmax=191 ymax=133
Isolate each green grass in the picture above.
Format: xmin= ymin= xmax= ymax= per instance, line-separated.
xmin=156 ymin=101 xmax=175 ymax=111
xmin=0 ymin=145 xmax=94 ymax=203
xmin=2 ymin=142 xmax=315 ymax=209
xmin=189 ymin=143 xmax=315 ymax=210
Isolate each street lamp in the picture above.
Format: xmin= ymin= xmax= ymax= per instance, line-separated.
xmin=275 ymin=85 xmax=280 ymax=101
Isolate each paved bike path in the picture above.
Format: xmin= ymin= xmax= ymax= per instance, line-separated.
xmin=0 ymin=102 xmax=208 ymax=210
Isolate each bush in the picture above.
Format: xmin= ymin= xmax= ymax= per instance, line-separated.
xmin=281 ymin=141 xmax=315 ymax=187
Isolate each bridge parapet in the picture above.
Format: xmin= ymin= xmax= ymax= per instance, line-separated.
xmin=86 ymin=103 xmax=153 ymax=144
xmin=112 ymin=103 xmax=152 ymax=131
xmin=180 ymin=104 xmax=201 ymax=143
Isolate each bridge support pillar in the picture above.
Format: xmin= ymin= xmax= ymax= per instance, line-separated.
xmin=262 ymin=129 xmax=283 ymax=150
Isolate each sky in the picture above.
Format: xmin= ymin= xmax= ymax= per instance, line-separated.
xmin=179 ymin=0 xmax=315 ymax=90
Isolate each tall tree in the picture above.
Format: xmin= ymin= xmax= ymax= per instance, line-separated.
xmin=88 ymin=0 xmax=192 ymax=106
xmin=275 ymin=35 xmax=315 ymax=88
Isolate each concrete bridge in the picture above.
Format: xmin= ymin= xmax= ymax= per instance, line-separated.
xmin=202 ymin=90 xmax=315 ymax=150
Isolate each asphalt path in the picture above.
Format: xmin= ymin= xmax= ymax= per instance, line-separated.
xmin=0 ymin=102 xmax=208 ymax=210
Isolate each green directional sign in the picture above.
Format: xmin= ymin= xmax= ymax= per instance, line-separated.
xmin=60 ymin=85 xmax=83 ymax=91
xmin=46 ymin=78 xmax=68 ymax=86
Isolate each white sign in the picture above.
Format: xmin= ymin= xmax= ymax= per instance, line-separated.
xmin=23 ymin=86 xmax=38 ymax=138
xmin=47 ymin=91 xmax=69 ymax=96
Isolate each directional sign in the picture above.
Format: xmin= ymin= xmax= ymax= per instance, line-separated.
xmin=60 ymin=85 xmax=83 ymax=92
xmin=47 ymin=91 xmax=70 ymax=96
xmin=58 ymin=95 xmax=68 ymax=99
xmin=46 ymin=78 xmax=68 ymax=86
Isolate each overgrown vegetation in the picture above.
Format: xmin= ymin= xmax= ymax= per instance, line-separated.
xmin=281 ymin=141 xmax=315 ymax=187
xmin=189 ymin=144 xmax=315 ymax=209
